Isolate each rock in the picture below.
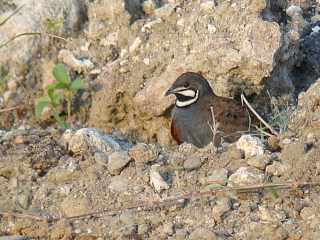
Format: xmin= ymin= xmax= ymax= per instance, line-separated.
xmin=129 ymin=37 xmax=142 ymax=53
xmin=129 ymin=143 xmax=158 ymax=165
xmin=109 ymin=175 xmax=129 ymax=192
xmin=138 ymin=223 xmax=150 ymax=235
xmin=265 ymin=161 xmax=289 ymax=177
xmin=58 ymin=49 xmax=94 ymax=73
xmin=94 ymin=151 xmax=109 ymax=167
xmin=7 ymin=80 xmax=18 ymax=91
xmin=175 ymin=229 xmax=188 ymax=240
xmin=183 ymin=157 xmax=202 ymax=171
xmin=200 ymin=0 xmax=215 ymax=13
xmin=228 ymin=167 xmax=264 ymax=187
xmin=0 ymin=0 xmax=86 ymax=74
xmin=162 ymin=222 xmax=174 ymax=236
xmin=14 ymin=135 xmax=25 ymax=145
xmin=247 ymin=156 xmax=268 ymax=170
xmin=300 ymin=207 xmax=316 ymax=220
xmin=206 ymin=168 xmax=228 ymax=186
xmin=16 ymin=191 xmax=31 ymax=209
xmin=267 ymin=135 xmax=281 ymax=152
xmin=3 ymin=91 xmax=13 ymax=103
xmin=143 ymin=0 xmax=156 ymax=15
xmin=60 ymin=197 xmax=91 ymax=218
xmin=107 ymin=151 xmax=130 ymax=175
xmin=154 ymin=4 xmax=174 ymax=19
xmin=178 ymin=143 xmax=198 ymax=154
xmin=236 ymin=135 xmax=264 ymax=157
xmin=150 ymin=164 xmax=170 ymax=192
xmin=286 ymin=5 xmax=303 ymax=17
xmin=63 ymin=128 xmax=122 ymax=155
xmin=212 ymin=197 xmax=231 ymax=222
xmin=189 ymin=228 xmax=217 ymax=240
xmin=258 ymin=206 xmax=287 ymax=223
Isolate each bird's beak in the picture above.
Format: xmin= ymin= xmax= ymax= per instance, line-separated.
xmin=165 ymin=87 xmax=174 ymax=96
xmin=165 ymin=86 xmax=187 ymax=96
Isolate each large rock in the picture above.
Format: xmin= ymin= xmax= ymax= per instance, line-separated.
xmin=0 ymin=0 xmax=87 ymax=74
xmin=89 ymin=0 xmax=281 ymax=143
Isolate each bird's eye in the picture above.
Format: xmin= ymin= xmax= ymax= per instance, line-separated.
xmin=184 ymin=83 xmax=190 ymax=88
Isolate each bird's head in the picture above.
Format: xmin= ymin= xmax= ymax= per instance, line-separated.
xmin=165 ymin=72 xmax=214 ymax=107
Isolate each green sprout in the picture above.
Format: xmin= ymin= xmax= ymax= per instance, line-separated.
xmin=35 ymin=64 xmax=85 ymax=128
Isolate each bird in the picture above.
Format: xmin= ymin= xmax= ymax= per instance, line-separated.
xmin=165 ymin=72 xmax=251 ymax=148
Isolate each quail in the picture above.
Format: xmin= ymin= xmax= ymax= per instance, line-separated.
xmin=165 ymin=72 xmax=250 ymax=148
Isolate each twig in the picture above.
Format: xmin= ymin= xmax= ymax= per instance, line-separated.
xmin=0 ymin=106 xmax=19 ymax=113
xmin=0 ymin=5 xmax=25 ymax=27
xmin=0 ymin=32 xmax=67 ymax=49
xmin=1 ymin=181 xmax=319 ymax=223
xmin=0 ymin=211 xmax=49 ymax=222
xmin=241 ymin=94 xmax=279 ymax=137
xmin=208 ymin=106 xmax=220 ymax=148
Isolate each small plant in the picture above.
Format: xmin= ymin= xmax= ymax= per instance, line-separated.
xmin=46 ymin=18 xmax=64 ymax=33
xmin=35 ymin=64 xmax=85 ymax=128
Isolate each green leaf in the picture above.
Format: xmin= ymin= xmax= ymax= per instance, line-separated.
xmin=52 ymin=64 xmax=71 ymax=84
xmin=35 ymin=96 xmax=50 ymax=118
xmin=47 ymin=81 xmax=67 ymax=91
xmin=70 ymin=78 xmax=85 ymax=92
xmin=51 ymin=92 xmax=64 ymax=106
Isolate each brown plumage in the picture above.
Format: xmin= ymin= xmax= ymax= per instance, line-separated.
xmin=165 ymin=72 xmax=251 ymax=148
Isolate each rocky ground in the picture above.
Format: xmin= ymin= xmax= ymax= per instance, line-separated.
xmin=1 ymin=0 xmax=320 ymax=239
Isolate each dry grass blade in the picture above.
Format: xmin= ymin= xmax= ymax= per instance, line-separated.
xmin=0 ymin=106 xmax=19 ymax=113
xmin=0 ymin=32 xmax=67 ymax=49
xmin=208 ymin=106 xmax=220 ymax=149
xmin=0 ymin=5 xmax=25 ymax=27
xmin=241 ymin=94 xmax=279 ymax=137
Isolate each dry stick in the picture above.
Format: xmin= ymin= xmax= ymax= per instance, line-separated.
xmin=0 ymin=106 xmax=19 ymax=113
xmin=241 ymin=94 xmax=279 ymax=137
xmin=0 ymin=5 xmax=25 ymax=27
xmin=0 ymin=32 xmax=67 ymax=49
xmin=1 ymin=181 xmax=320 ymax=223
xmin=208 ymin=106 xmax=220 ymax=147
xmin=0 ymin=211 xmax=48 ymax=222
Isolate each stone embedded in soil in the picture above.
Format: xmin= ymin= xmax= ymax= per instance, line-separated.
xmin=183 ymin=157 xmax=202 ymax=171
xmin=143 ymin=0 xmax=156 ymax=15
xmin=94 ymin=151 xmax=109 ymax=167
xmin=109 ymin=175 xmax=129 ymax=192
xmin=258 ymin=206 xmax=287 ymax=223
xmin=150 ymin=164 xmax=170 ymax=192
xmin=189 ymin=228 xmax=218 ymax=240
xmin=64 ymin=128 xmax=122 ymax=155
xmin=107 ymin=151 xmax=130 ymax=175
xmin=265 ymin=161 xmax=289 ymax=177
xmin=247 ymin=156 xmax=268 ymax=170
xmin=58 ymin=49 xmax=94 ymax=73
xmin=200 ymin=0 xmax=215 ymax=13
xmin=154 ymin=4 xmax=174 ymax=19
xmin=212 ymin=197 xmax=231 ymax=222
xmin=129 ymin=143 xmax=158 ymax=165
xmin=300 ymin=207 xmax=316 ymax=220
xmin=205 ymin=168 xmax=228 ymax=186
xmin=178 ymin=142 xmax=198 ymax=154
xmin=228 ymin=167 xmax=264 ymax=187
xmin=60 ymin=197 xmax=91 ymax=218
xmin=236 ymin=135 xmax=265 ymax=157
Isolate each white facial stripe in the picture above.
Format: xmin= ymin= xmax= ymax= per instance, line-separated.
xmin=178 ymin=89 xmax=196 ymax=97
xmin=176 ymin=90 xmax=199 ymax=107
